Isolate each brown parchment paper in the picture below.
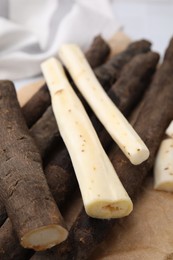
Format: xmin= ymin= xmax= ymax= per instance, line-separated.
xmin=17 ymin=33 xmax=173 ymax=260
xmin=91 ymin=175 xmax=173 ymax=260
xmin=58 ymin=175 xmax=173 ymax=260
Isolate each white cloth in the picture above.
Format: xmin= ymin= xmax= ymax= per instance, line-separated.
xmin=0 ymin=0 xmax=120 ymax=81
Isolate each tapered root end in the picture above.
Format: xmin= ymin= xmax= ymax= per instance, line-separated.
xmin=21 ymin=224 xmax=68 ymax=251
xmin=85 ymin=199 xmax=133 ymax=219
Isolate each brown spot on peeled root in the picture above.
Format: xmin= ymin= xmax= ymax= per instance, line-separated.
xmin=103 ymin=205 xmax=118 ymax=212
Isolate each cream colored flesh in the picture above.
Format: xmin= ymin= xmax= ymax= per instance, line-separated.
xmin=41 ymin=58 xmax=133 ymax=219
xmin=154 ymin=138 xmax=173 ymax=192
xmin=58 ymin=44 xmax=149 ymax=165
xmin=165 ymin=120 xmax=173 ymax=138
xmin=21 ymin=224 xmax=68 ymax=251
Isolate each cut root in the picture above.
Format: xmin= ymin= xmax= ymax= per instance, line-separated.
xmin=21 ymin=224 xmax=68 ymax=251
xmin=86 ymin=199 xmax=133 ymax=219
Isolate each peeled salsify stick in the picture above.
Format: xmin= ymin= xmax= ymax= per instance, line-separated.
xmin=0 ymin=80 xmax=68 ymax=251
xmin=59 ymin=45 xmax=149 ymax=165
xmin=41 ymin=57 xmax=133 ymax=219
xmin=154 ymin=121 xmax=173 ymax=191
xmin=21 ymin=36 xmax=110 ymax=128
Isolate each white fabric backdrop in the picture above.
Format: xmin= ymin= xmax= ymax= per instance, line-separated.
xmin=0 ymin=0 xmax=120 ymax=82
xmin=0 ymin=0 xmax=173 ymax=88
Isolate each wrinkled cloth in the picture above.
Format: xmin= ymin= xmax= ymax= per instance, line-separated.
xmin=0 ymin=0 xmax=120 ymax=80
